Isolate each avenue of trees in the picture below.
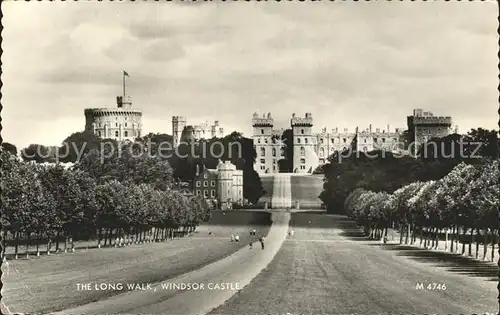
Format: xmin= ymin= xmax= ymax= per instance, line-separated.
xmin=344 ymin=160 xmax=499 ymax=261
xmin=1 ymin=137 xmax=211 ymax=259
xmin=320 ymin=128 xmax=499 ymax=214
xmin=319 ymin=128 xmax=499 ymax=260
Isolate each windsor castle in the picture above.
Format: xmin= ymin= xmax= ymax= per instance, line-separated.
xmin=252 ymin=109 xmax=453 ymax=175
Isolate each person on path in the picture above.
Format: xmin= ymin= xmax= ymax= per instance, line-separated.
xmin=235 ymin=234 xmax=239 ymax=242
xmin=231 ymin=234 xmax=235 ymax=242
xmin=259 ymin=237 xmax=265 ymax=250
xmin=249 ymin=242 xmax=253 ymax=249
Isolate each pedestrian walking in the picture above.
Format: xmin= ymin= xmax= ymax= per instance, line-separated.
xmin=249 ymin=242 xmax=253 ymax=249
xmin=235 ymin=235 xmax=239 ymax=242
xmin=259 ymin=237 xmax=265 ymax=250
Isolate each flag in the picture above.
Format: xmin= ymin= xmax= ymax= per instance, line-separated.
xmin=124 ymin=70 xmax=130 ymax=77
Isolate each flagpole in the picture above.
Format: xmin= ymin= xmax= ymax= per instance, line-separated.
xmin=123 ymin=71 xmax=126 ymax=98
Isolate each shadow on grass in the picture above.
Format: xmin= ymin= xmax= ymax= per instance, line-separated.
xmin=370 ymin=243 xmax=498 ymax=281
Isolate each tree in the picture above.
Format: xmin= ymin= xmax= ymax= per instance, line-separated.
xmin=59 ymin=131 xmax=109 ymax=163
xmin=1 ymin=142 xmax=18 ymax=155
xmin=21 ymin=144 xmax=57 ymax=163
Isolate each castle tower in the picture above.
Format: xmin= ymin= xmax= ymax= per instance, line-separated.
xmin=252 ymin=112 xmax=275 ymax=174
xmin=172 ymin=116 xmax=187 ymax=147
xmin=217 ymin=160 xmax=236 ymax=210
xmin=232 ymin=169 xmax=244 ymax=205
xmin=407 ymin=108 xmax=452 ymax=155
xmin=84 ymin=95 xmax=142 ymax=142
xmin=291 ymin=113 xmax=318 ymax=173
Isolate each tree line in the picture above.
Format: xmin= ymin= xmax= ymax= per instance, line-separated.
xmin=344 ymin=159 xmax=498 ymax=261
xmin=1 ymin=139 xmax=211 ymax=259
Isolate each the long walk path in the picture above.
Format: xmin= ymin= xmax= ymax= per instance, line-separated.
xmin=271 ymin=173 xmax=292 ymax=209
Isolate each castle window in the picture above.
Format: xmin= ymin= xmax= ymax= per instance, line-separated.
xmin=319 ymin=159 xmax=325 ymax=164
xmin=125 ymin=117 xmax=128 ymax=120
xmin=258 ymin=139 xmax=261 ymax=144
xmin=273 ymin=165 xmax=276 ymax=171
xmin=196 ymin=181 xmax=201 ymax=187
xmin=343 ymin=138 xmax=346 ymax=143
xmin=374 ymin=138 xmax=378 ymax=143
xmin=261 ymin=129 xmax=264 ymax=135
xmin=382 ymin=138 xmax=386 ymax=143
xmin=211 ymin=181 xmax=215 ymax=187
xmin=300 ymin=146 xmax=305 ymax=156
xmin=124 ymin=131 xmax=128 ymax=137
xmin=364 ymin=139 xmax=366 ymax=143
xmin=261 ymin=165 xmax=265 ymax=170
xmin=331 ymin=139 xmax=335 ymax=144
xmin=319 ymin=147 xmax=325 ymax=157
xmin=297 ymin=138 xmax=301 ymax=144
xmin=260 ymin=147 xmax=266 ymax=156
xmin=125 ymin=123 xmax=127 ymax=127
xmin=301 ymin=129 xmax=304 ymax=134
xmin=300 ymin=165 xmax=306 ymax=170
xmin=320 ymin=138 xmax=324 ymax=144
xmin=116 ymin=123 xmax=118 ymax=127
xmin=204 ymin=181 xmax=208 ymax=187
xmin=280 ymin=148 xmax=285 ymax=156
xmin=272 ymin=148 xmax=276 ymax=157
xmin=211 ymin=190 xmax=216 ymax=198
xmin=300 ymin=158 xmax=306 ymax=164
xmin=204 ymin=190 xmax=209 ymax=198
xmin=260 ymin=158 xmax=265 ymax=164
xmin=197 ymin=190 xmax=201 ymax=196
xmin=97 ymin=131 xmax=101 ymax=137
xmin=265 ymin=139 xmax=268 ymax=144
xmin=305 ymin=138 xmax=308 ymax=144
xmin=115 ymin=131 xmax=119 ymax=137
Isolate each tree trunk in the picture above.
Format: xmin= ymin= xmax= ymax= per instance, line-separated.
xmin=55 ymin=230 xmax=60 ymax=252
xmin=475 ymin=228 xmax=479 ymax=259
xmin=399 ymin=224 xmax=404 ymax=244
xmin=36 ymin=232 xmax=41 ymax=256
xmin=25 ymin=232 xmax=30 ymax=258
xmin=97 ymin=228 xmax=102 ymax=248
xmin=483 ymin=231 xmax=488 ymax=260
xmin=64 ymin=234 xmax=68 ymax=253
xmin=104 ymin=228 xmax=109 ymax=247
xmin=435 ymin=228 xmax=439 ymax=249
xmin=461 ymin=227 xmax=466 ymax=255
xmin=491 ymin=232 xmax=496 ymax=262
xmin=468 ymin=228 xmax=473 ymax=256
xmin=1 ymin=230 xmax=7 ymax=260
xmin=450 ymin=226 xmax=455 ymax=252
xmin=14 ymin=231 xmax=19 ymax=259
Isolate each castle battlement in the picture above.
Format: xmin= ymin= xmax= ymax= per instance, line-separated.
xmin=291 ymin=113 xmax=313 ymax=126
xmin=411 ymin=116 xmax=452 ymax=125
xmin=84 ymin=108 xmax=142 ymax=117
xmin=252 ymin=112 xmax=274 ymax=127
xmin=172 ymin=116 xmax=187 ymax=122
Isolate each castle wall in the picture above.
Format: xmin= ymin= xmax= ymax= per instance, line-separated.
xmin=84 ymin=108 xmax=143 ymax=142
xmin=253 ymin=113 xmax=284 ymax=174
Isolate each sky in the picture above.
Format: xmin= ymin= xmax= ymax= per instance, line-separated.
xmin=2 ymin=1 xmax=498 ymax=150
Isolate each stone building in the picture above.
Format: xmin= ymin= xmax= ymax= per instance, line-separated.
xmin=84 ymin=95 xmax=142 ymax=142
xmin=407 ymin=108 xmax=453 ymax=154
xmin=192 ymin=161 xmax=243 ymax=210
xmin=253 ymin=112 xmax=405 ymax=174
xmin=172 ymin=117 xmax=224 ymax=146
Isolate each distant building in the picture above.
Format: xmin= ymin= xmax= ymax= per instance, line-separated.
xmin=253 ymin=112 xmax=405 ymax=175
xmin=407 ymin=108 xmax=452 ymax=154
xmin=172 ymin=117 xmax=224 ymax=146
xmin=192 ymin=161 xmax=243 ymax=210
xmin=84 ymin=95 xmax=143 ymax=142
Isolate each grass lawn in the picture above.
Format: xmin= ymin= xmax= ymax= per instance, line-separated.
xmin=290 ymin=175 xmax=323 ymax=208
xmin=257 ymin=176 xmax=274 ymax=207
xmin=2 ymin=212 xmax=271 ymax=314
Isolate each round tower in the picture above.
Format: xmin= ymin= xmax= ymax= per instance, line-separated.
xmin=84 ymin=95 xmax=142 ymax=142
